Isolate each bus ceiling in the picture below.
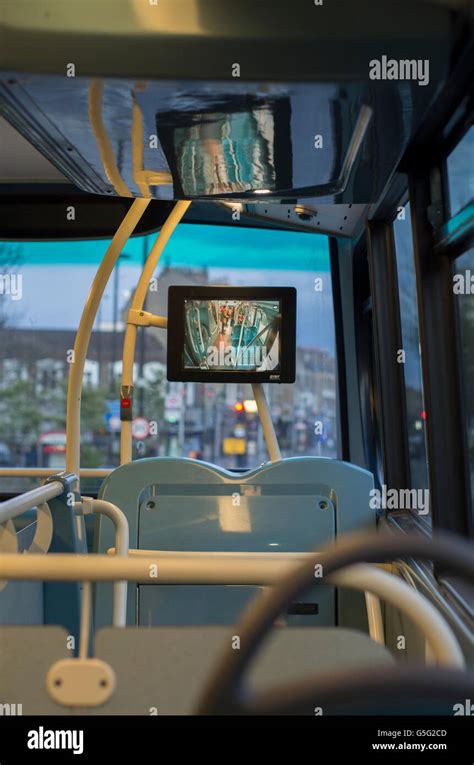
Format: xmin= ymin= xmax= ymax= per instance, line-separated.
xmin=0 ymin=0 xmax=471 ymax=214
xmin=0 ymin=117 xmax=369 ymax=239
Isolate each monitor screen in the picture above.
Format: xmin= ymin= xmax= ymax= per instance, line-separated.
xmin=183 ymin=298 xmax=281 ymax=372
xmin=167 ymin=287 xmax=296 ymax=383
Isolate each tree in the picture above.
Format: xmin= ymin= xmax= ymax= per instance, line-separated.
xmin=0 ymin=379 xmax=42 ymax=449
xmin=0 ymin=378 xmax=110 ymax=465
xmin=142 ymin=368 xmax=166 ymax=423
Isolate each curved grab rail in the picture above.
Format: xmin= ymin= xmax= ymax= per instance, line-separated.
xmin=0 ymin=482 xmax=63 ymax=590
xmin=0 ymin=480 xmax=63 ymax=524
xmin=83 ymin=498 xmax=130 ymax=628
xmin=0 ymin=548 xmax=465 ymax=669
xmin=0 ymin=485 xmax=128 ymax=622
xmin=0 ymin=468 xmax=112 ymax=478
xmin=196 ymin=530 xmax=474 ymax=714
xmin=65 ymin=198 xmax=151 ymax=487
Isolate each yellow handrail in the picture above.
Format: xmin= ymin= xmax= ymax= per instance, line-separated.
xmin=66 ymin=198 xmax=151 ymax=486
xmin=120 ymin=200 xmax=191 ymax=464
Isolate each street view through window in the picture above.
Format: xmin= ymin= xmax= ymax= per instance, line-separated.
xmin=0 ymin=224 xmax=337 ymax=488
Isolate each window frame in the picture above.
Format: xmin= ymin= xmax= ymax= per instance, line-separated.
xmin=353 ymin=94 xmax=473 ymax=537
xmin=407 ymin=105 xmax=473 ymax=539
xmin=329 ymin=236 xmax=350 ymax=463
xmin=366 ymin=218 xmax=411 ymax=496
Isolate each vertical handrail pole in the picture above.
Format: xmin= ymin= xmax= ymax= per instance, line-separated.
xmin=251 ymin=383 xmax=281 ymax=462
xmin=87 ymin=498 xmax=130 ymax=627
xmin=120 ymin=200 xmax=191 ymax=464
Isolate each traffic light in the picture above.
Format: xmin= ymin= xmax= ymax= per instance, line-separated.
xmin=233 ymin=401 xmax=246 ymax=428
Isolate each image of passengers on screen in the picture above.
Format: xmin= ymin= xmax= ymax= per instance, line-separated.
xmin=183 ymin=299 xmax=281 ymax=372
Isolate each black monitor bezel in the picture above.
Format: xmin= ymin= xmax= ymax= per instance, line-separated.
xmin=167 ymin=286 xmax=296 ymax=383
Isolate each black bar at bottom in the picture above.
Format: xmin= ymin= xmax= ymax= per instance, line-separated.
xmin=0 ymin=715 xmax=472 ymax=762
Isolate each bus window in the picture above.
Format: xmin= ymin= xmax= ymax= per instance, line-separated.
xmin=447 ymin=126 xmax=474 ymax=218
xmin=393 ymin=203 xmax=429 ymax=499
xmin=0 ymin=224 xmax=337 ymax=483
xmin=453 ymin=247 xmax=474 ymax=534
xmin=137 ymin=224 xmax=336 ymax=468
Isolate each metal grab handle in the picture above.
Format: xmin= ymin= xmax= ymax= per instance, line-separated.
xmin=0 ymin=480 xmax=63 ymax=525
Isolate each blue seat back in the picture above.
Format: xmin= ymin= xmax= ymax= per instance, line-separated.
xmin=95 ymin=457 xmax=375 ymax=629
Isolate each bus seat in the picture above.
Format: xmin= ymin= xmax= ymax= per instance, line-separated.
xmin=42 ymin=491 xmax=86 ymax=646
xmin=0 ymin=485 xmax=86 ymax=647
xmin=0 ymin=626 xmax=71 ymax=716
xmin=93 ymin=626 xmax=393 ymax=715
xmin=0 ymin=625 xmax=392 ymax=715
xmin=0 ymin=513 xmax=43 ymax=625
xmin=95 ymin=457 xmax=375 ymax=630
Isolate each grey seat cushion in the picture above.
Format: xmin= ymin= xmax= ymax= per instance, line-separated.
xmin=94 ymin=626 xmax=393 ymax=715
xmin=0 ymin=625 xmax=393 ymax=715
xmin=0 ymin=626 xmax=70 ymax=715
